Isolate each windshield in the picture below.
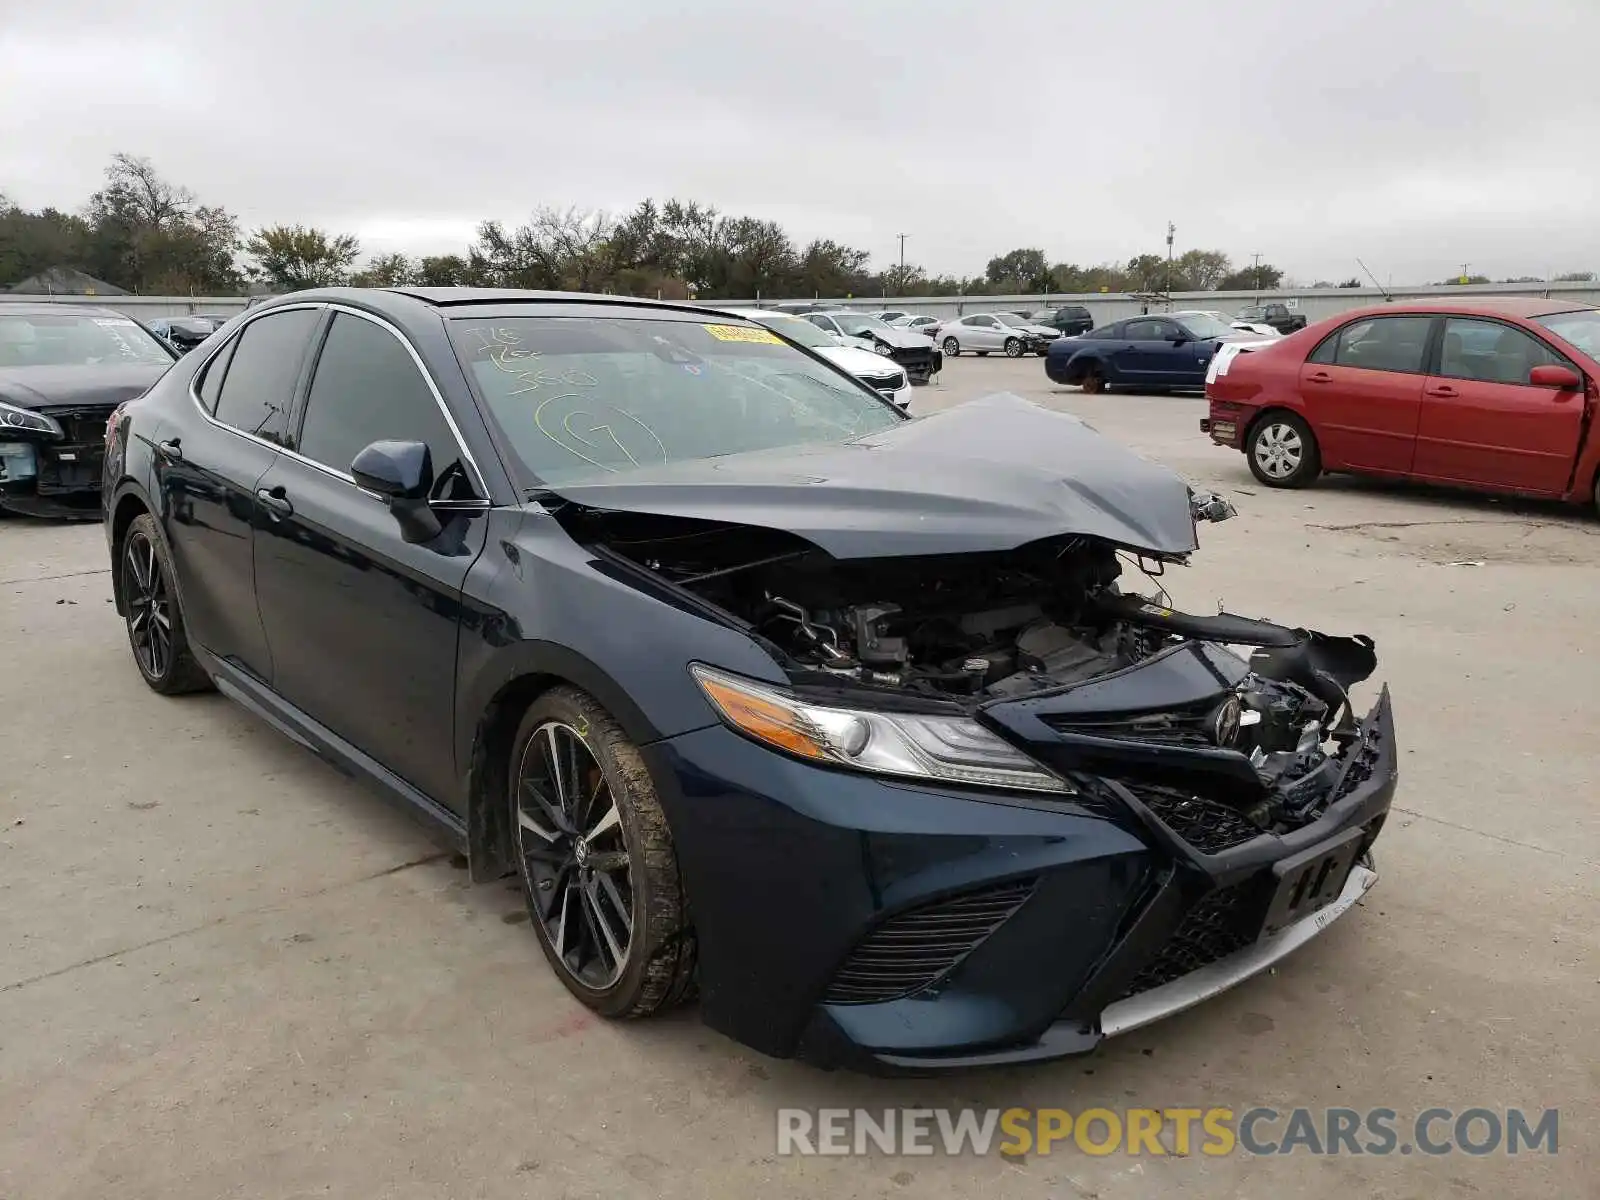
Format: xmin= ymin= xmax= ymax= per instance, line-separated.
xmin=1175 ymin=313 xmax=1235 ymax=339
xmin=1237 ymin=306 xmax=1266 ymax=320
xmin=449 ymin=317 xmax=902 ymax=486
xmin=749 ymin=312 xmax=835 ymax=349
xmin=833 ymin=314 xmax=894 ymax=337
xmin=0 ymin=312 xmax=173 ymax=367
xmin=1534 ymin=309 xmax=1600 ymax=358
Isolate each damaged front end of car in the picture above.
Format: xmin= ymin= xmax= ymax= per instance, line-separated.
xmin=535 ymin=395 xmax=1396 ymax=1068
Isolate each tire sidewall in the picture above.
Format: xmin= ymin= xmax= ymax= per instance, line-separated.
xmin=510 ymin=688 xmax=672 ymax=1018
xmin=1247 ymin=413 xmax=1320 ymax=488
xmin=1004 ymin=338 xmax=1022 ymax=357
xmin=942 ymin=337 xmax=959 ymax=356
xmin=121 ymin=513 xmax=192 ymax=689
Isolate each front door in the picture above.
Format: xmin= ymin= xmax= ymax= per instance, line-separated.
xmin=1297 ymin=314 xmax=1434 ymax=474
xmin=1413 ymin=317 xmax=1586 ymax=493
xmin=155 ymin=305 xmax=322 ymax=681
xmin=251 ymin=309 xmax=490 ymax=810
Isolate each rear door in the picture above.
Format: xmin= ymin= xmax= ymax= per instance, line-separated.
xmin=1296 ymin=314 xmax=1434 ymax=473
xmin=157 ymin=305 xmax=322 ymax=681
xmin=1413 ymin=317 xmax=1586 ymax=493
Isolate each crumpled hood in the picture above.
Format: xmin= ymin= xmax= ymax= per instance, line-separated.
xmin=541 ymin=392 xmax=1199 ymax=558
xmin=0 ymin=363 xmax=170 ymax=410
xmin=856 ymin=324 xmax=934 ymax=350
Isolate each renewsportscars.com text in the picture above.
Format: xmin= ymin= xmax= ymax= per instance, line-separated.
xmin=776 ymin=1106 xmax=1559 ymax=1158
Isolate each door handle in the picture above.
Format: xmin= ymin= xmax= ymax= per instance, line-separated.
xmin=156 ymin=437 xmax=184 ymax=460
xmin=256 ymin=485 xmax=293 ymax=517
xmin=1306 ymin=372 xmax=1333 ymax=383
xmin=1425 ymin=385 xmax=1458 ymax=398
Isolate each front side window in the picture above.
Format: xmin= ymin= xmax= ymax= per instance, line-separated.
xmin=211 ymin=308 xmax=320 ymax=445
xmin=1124 ymin=320 xmax=1165 ymax=340
xmin=0 ymin=312 xmax=173 ymax=368
xmin=1313 ymin=315 xmax=1434 ymax=373
xmin=1438 ymin=318 xmax=1563 ymax=385
xmin=448 ymin=317 xmax=902 ymax=487
xmin=297 ymin=313 xmax=469 ymax=495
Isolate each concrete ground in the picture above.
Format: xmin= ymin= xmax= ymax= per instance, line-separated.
xmin=2 ymin=357 xmax=1595 ymax=1198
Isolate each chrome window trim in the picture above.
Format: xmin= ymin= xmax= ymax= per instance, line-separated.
xmin=186 ymin=300 xmax=491 ymax=501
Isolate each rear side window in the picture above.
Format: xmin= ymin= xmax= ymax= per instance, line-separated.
xmin=194 ymin=337 xmax=238 ymax=413
xmin=296 ymin=312 xmax=469 ymax=495
xmin=1308 ymin=315 xmax=1433 ymax=373
xmin=211 ymin=308 xmax=320 ymax=444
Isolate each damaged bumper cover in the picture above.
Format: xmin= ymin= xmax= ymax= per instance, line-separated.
xmin=645 ymin=673 xmax=1396 ymax=1074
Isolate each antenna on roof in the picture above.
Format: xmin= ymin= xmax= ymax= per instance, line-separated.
xmin=1356 ymin=258 xmax=1392 ymax=302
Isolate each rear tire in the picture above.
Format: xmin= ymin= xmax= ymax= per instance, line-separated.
xmin=510 ymin=687 xmax=696 ymax=1019
xmin=942 ymin=336 xmax=960 ymax=357
xmin=1246 ymin=411 xmax=1321 ymax=488
xmin=120 ymin=514 xmax=212 ymax=694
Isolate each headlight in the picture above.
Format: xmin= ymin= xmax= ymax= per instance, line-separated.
xmin=873 ymin=342 xmax=892 ymax=355
xmin=690 ymin=664 xmax=1072 ymax=794
xmin=0 ymin=401 xmax=63 ymax=438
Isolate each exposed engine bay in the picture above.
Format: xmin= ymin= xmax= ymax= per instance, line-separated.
xmin=563 ymin=493 xmax=1381 ymax=836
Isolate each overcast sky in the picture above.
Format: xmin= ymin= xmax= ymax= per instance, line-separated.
xmin=3 ymin=0 xmax=1597 ymax=285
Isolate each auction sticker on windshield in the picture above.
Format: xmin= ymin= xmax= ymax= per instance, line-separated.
xmin=703 ymin=324 xmax=784 ymax=345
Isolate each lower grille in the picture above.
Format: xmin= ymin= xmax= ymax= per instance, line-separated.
xmin=1126 ymin=783 xmax=1266 ymax=854
xmin=1118 ymin=880 xmax=1263 ymax=999
xmin=890 ymin=347 xmax=937 ymax=382
xmin=825 ymin=878 xmax=1036 ymax=1005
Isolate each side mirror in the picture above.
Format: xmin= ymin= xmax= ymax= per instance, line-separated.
xmin=351 ymin=439 xmax=441 ymax=543
xmin=1169 ymin=332 xmax=1190 ymax=344
xmin=1529 ymin=363 xmax=1581 ymax=390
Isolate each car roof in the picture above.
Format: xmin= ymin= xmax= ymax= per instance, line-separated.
xmin=0 ymin=302 xmax=126 ymax=319
xmin=1324 ymin=297 xmax=1595 ymax=321
xmin=247 ymin=286 xmax=773 ymax=327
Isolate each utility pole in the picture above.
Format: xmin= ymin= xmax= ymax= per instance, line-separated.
xmin=1251 ymin=251 xmax=1263 ymax=299
xmin=897 ymin=233 xmax=908 ymax=276
xmin=1165 ymin=222 xmax=1176 ymax=305
xmin=1460 ymin=262 xmax=1471 ymax=285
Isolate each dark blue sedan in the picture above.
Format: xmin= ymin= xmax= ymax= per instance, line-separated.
xmin=1046 ymin=311 xmax=1264 ymax=393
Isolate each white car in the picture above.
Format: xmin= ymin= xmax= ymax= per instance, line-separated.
xmin=889 ymin=314 xmax=941 ymax=337
xmin=729 ymin=309 xmax=913 ymax=409
xmin=1173 ymin=308 xmax=1281 ymax=339
xmin=935 ymin=312 xmax=1061 ymax=358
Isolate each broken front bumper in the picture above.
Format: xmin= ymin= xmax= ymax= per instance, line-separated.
xmin=0 ymin=405 xmax=112 ymax=516
xmin=644 ymin=686 xmax=1397 ymax=1074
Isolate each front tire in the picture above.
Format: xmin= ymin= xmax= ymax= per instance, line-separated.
xmin=1003 ymin=337 xmax=1023 ymax=358
xmin=120 ymin=514 xmax=211 ymax=694
xmin=942 ymin=336 xmax=960 ymax=357
xmin=1080 ymin=364 xmax=1107 ymax=394
xmin=1247 ymin=412 xmax=1321 ymax=488
xmin=510 ymin=687 xmax=695 ymax=1019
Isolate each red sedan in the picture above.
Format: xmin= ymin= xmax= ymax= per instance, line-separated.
xmin=1203 ymin=299 xmax=1600 ymax=511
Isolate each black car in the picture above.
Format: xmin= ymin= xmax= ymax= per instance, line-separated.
xmin=0 ymin=303 xmax=176 ymax=517
xmin=1046 ymin=312 xmax=1262 ymax=393
xmin=1037 ymin=305 xmax=1096 ymax=337
xmin=104 ymin=288 xmax=1397 ymax=1073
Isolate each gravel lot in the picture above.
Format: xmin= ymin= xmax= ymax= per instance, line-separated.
xmin=2 ymin=356 xmax=1595 ymax=1199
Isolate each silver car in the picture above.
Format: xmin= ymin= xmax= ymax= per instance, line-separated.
xmin=889 ymin=314 xmax=942 ymax=337
xmin=936 ymin=312 xmax=1060 ymax=358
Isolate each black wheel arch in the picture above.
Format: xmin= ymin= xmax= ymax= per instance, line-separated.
xmin=108 ymin=482 xmax=157 ymax=618
xmin=461 ymin=642 xmax=676 ymax=883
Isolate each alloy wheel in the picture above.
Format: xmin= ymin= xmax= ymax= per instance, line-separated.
xmin=942 ymin=337 xmax=959 ymax=356
xmin=514 ymin=720 xmax=635 ymax=990
xmin=1004 ymin=338 xmax=1023 ymax=357
xmin=1254 ymin=422 xmax=1304 ymax=480
xmin=123 ymin=530 xmax=173 ymax=680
